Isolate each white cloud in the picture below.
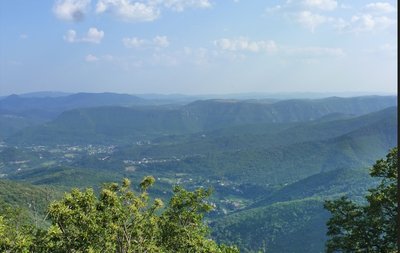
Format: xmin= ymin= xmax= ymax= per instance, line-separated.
xmin=82 ymin=27 xmax=105 ymax=43
xmin=364 ymin=2 xmax=396 ymax=13
xmin=265 ymin=2 xmax=335 ymax=31
xmin=64 ymin=29 xmax=78 ymax=42
xmin=122 ymin=35 xmax=170 ymax=49
xmin=64 ymin=27 xmax=104 ymax=44
xmin=332 ymin=2 xmax=397 ymax=33
xmin=214 ymin=37 xmax=277 ymax=53
xmin=19 ymin=34 xmax=28 ymax=39
xmin=153 ymin=36 xmax=170 ymax=48
xmin=85 ymin=54 xmax=99 ymax=62
xmin=96 ymin=0 xmax=159 ymax=22
xmin=160 ymin=0 xmax=212 ymax=12
xmin=95 ymin=0 xmax=212 ymax=21
xmin=303 ymin=0 xmax=338 ymax=11
xmin=122 ymin=37 xmax=146 ymax=48
xmin=53 ymin=0 xmax=90 ymax=21
xmin=350 ymin=14 xmax=396 ymax=32
xmin=296 ymin=11 xmax=329 ymax=32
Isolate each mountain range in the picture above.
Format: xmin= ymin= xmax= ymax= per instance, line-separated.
xmin=0 ymin=92 xmax=397 ymax=252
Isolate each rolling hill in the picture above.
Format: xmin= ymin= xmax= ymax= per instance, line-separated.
xmin=6 ymin=96 xmax=396 ymax=145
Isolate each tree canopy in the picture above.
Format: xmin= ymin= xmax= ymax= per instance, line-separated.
xmin=324 ymin=147 xmax=398 ymax=252
xmin=0 ymin=176 xmax=238 ymax=253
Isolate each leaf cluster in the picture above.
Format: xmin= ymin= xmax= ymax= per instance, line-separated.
xmin=324 ymin=147 xmax=398 ymax=252
xmin=0 ymin=176 xmax=238 ymax=253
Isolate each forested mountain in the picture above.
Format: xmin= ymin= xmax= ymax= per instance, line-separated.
xmin=5 ymin=96 xmax=396 ymax=144
xmin=0 ymin=94 xmax=397 ymax=252
xmin=210 ymin=167 xmax=378 ymax=252
xmin=0 ymin=92 xmax=145 ymax=113
xmin=0 ymin=93 xmax=148 ymax=139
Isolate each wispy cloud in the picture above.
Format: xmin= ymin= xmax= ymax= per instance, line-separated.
xmin=64 ymin=27 xmax=104 ymax=44
xmin=64 ymin=30 xmax=77 ymax=43
xmin=82 ymin=28 xmax=105 ymax=43
xmin=85 ymin=54 xmax=99 ymax=62
xmin=265 ymin=0 xmax=397 ymax=33
xmin=122 ymin=35 xmax=170 ymax=49
xmin=53 ymin=0 xmax=90 ymax=21
xmin=303 ymin=0 xmax=338 ymax=11
xmin=214 ymin=36 xmax=345 ymax=60
xmin=364 ymin=2 xmax=396 ymax=13
xmin=95 ymin=0 xmax=211 ymax=22
xmin=96 ymin=0 xmax=159 ymax=22
xmin=296 ymin=11 xmax=331 ymax=32
xmin=161 ymin=0 xmax=212 ymax=12
xmin=214 ymin=37 xmax=277 ymax=53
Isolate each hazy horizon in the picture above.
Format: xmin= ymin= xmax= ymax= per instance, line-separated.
xmin=0 ymin=90 xmax=396 ymax=100
xmin=0 ymin=0 xmax=397 ymax=95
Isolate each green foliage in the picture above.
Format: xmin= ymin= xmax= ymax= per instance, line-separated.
xmin=1 ymin=99 xmax=397 ymax=253
xmin=0 ymin=200 xmax=37 ymax=253
xmin=0 ymin=177 xmax=239 ymax=253
xmin=324 ymin=147 xmax=398 ymax=252
xmin=213 ymin=198 xmax=329 ymax=253
xmin=159 ymin=186 xmax=215 ymax=252
xmin=0 ymin=179 xmax=61 ymax=228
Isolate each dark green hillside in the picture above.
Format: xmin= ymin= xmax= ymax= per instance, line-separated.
xmin=211 ymin=166 xmax=380 ymax=253
xmin=0 ymin=114 xmax=49 ymax=140
xmin=0 ymin=93 xmax=149 ymax=139
xmin=118 ymin=106 xmax=396 ymax=160
xmin=0 ymin=179 xmax=61 ymax=226
xmin=6 ymin=96 xmax=396 ymax=145
xmin=212 ymin=198 xmax=329 ymax=253
xmin=251 ymin=168 xmax=376 ymax=208
xmin=7 ymin=106 xmax=198 ymax=145
xmin=0 ymin=115 xmax=39 ymax=139
xmin=17 ymin=106 xmax=394 ymax=190
xmin=8 ymin=166 xmax=123 ymax=189
xmin=184 ymin=96 xmax=396 ymax=129
xmin=139 ymin=108 xmax=396 ymax=186
xmin=269 ymin=96 xmax=396 ymax=120
xmin=0 ymin=179 xmax=60 ymax=210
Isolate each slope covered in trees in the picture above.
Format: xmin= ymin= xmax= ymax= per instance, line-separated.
xmin=5 ymin=96 xmax=396 ymax=144
xmin=324 ymin=148 xmax=398 ymax=252
xmin=0 ymin=95 xmax=396 ymax=252
xmin=0 ymin=177 xmax=238 ymax=252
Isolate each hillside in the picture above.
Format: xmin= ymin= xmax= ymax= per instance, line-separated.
xmin=0 ymin=95 xmax=396 ymax=253
xmin=0 ymin=92 xmax=145 ymax=113
xmin=114 ymin=106 xmax=397 ymax=186
xmin=6 ymin=96 xmax=397 ymax=145
xmin=211 ymin=167 xmax=378 ymax=253
xmin=0 ymin=179 xmax=62 ymax=227
xmin=0 ymin=93 xmax=148 ymax=140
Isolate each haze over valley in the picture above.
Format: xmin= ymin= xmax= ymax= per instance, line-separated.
xmin=0 ymin=92 xmax=397 ymax=252
xmin=0 ymin=0 xmax=397 ymax=252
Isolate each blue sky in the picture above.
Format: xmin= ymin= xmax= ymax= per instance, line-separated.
xmin=0 ymin=0 xmax=397 ymax=95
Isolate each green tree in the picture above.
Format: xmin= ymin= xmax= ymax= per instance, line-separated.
xmin=324 ymin=147 xmax=398 ymax=253
xmin=0 ymin=200 xmax=36 ymax=253
xmin=0 ymin=176 xmax=238 ymax=252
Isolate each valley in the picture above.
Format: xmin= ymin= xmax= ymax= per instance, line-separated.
xmin=0 ymin=93 xmax=397 ymax=252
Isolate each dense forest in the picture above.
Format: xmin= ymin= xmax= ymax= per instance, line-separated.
xmin=0 ymin=93 xmax=397 ymax=252
xmin=0 ymin=148 xmax=397 ymax=252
